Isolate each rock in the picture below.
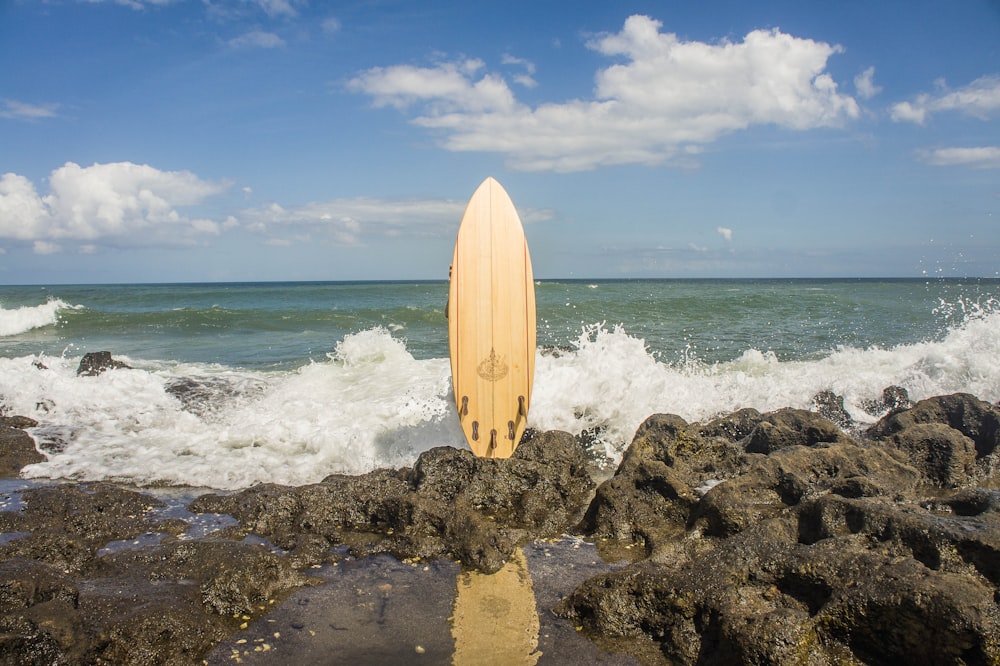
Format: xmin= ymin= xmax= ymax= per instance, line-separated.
xmin=868 ymin=393 xmax=1000 ymax=454
xmin=0 ymin=426 xmax=45 ymax=477
xmin=76 ymin=351 xmax=131 ymax=376
xmin=559 ymin=393 xmax=1000 ymax=665
xmin=812 ymin=389 xmax=852 ymax=428
xmin=888 ymin=422 xmax=977 ymax=487
xmin=744 ymin=408 xmax=849 ymax=454
xmin=561 ymin=486 xmax=1000 ymax=665
xmin=190 ymin=431 xmax=595 ymax=574
xmin=582 ymin=414 xmax=748 ymax=554
xmin=0 ymin=416 xmax=38 ymax=429
xmin=861 ymin=385 xmax=912 ymax=415
xmin=868 ymin=393 xmax=1000 ymax=484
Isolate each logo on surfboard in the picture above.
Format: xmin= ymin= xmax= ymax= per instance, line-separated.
xmin=477 ymin=348 xmax=509 ymax=382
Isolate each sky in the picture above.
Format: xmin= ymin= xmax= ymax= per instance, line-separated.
xmin=0 ymin=0 xmax=998 ymax=283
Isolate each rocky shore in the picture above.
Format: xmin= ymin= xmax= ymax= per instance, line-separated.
xmin=1 ymin=377 xmax=998 ymax=663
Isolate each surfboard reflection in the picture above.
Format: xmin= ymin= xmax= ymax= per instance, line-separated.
xmin=451 ymin=547 xmax=541 ymax=665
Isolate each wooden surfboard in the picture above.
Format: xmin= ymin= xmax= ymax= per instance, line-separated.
xmin=448 ymin=177 xmax=536 ymax=458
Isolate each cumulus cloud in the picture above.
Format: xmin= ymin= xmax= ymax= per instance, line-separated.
xmin=917 ymin=146 xmax=1000 ymax=168
xmin=854 ymin=66 xmax=881 ymax=100
xmin=349 ymin=15 xmax=859 ymax=172
xmin=350 ymin=58 xmax=515 ymax=113
xmin=1 ymin=99 xmax=59 ymax=120
xmin=227 ymin=30 xmax=285 ymax=49
xmin=717 ymin=226 xmax=733 ymax=241
xmin=891 ymin=75 xmax=1000 ymax=124
xmin=0 ymin=162 xmax=230 ymax=248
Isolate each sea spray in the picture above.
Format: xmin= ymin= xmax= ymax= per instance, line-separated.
xmin=0 ymin=280 xmax=997 ymax=489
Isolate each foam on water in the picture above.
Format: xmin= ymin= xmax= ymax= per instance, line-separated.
xmin=0 ymin=299 xmax=77 ymax=337
xmin=2 ymin=304 xmax=998 ymax=489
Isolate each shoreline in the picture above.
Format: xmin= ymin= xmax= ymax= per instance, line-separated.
xmin=1 ymin=388 xmax=999 ymax=663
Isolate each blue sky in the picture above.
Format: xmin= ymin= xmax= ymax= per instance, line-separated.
xmin=1 ymin=0 xmax=998 ymax=283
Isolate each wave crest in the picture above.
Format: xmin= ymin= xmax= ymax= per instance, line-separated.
xmin=0 ymin=299 xmax=79 ymax=337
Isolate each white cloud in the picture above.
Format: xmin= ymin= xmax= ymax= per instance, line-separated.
xmin=241 ymin=197 xmax=468 ymax=246
xmin=33 ymin=241 xmax=62 ymax=255
xmin=0 ymin=99 xmax=59 ymax=120
xmin=717 ymin=226 xmax=733 ymax=241
xmin=349 ymin=58 xmax=515 ymax=113
xmin=917 ymin=146 xmax=1000 ymax=168
xmin=891 ymin=75 xmax=1000 ymax=124
xmin=501 ymin=54 xmax=537 ymax=88
xmin=227 ymin=30 xmax=285 ymax=49
xmin=252 ymin=0 xmax=300 ymax=18
xmin=350 ymin=15 xmax=859 ymax=172
xmin=0 ymin=162 xmax=230 ymax=247
xmin=854 ymin=66 xmax=881 ymax=100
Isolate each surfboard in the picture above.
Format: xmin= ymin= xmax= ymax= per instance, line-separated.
xmin=448 ymin=177 xmax=536 ymax=458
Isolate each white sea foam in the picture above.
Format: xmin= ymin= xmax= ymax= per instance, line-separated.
xmin=0 ymin=299 xmax=77 ymax=337
xmin=2 ymin=309 xmax=998 ymax=489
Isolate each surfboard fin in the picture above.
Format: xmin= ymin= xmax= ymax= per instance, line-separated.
xmin=508 ymin=421 xmax=515 ymax=440
xmin=518 ymin=395 xmax=526 ymax=417
xmin=472 ymin=421 xmax=479 ymax=441
xmin=489 ymin=429 xmax=497 ymax=449
xmin=461 ymin=395 xmax=469 ymax=416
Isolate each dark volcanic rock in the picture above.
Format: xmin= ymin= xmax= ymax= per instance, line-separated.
xmin=0 ymin=424 xmax=45 ymax=477
xmin=560 ymin=394 xmax=1000 ymax=665
xmin=868 ymin=393 xmax=1000 ymax=485
xmin=0 ymin=481 xmax=312 ymax=664
xmin=76 ymin=351 xmax=131 ymax=376
xmin=3 ymin=393 xmax=999 ymax=665
xmin=744 ymin=407 xmax=850 ymax=454
xmin=190 ymin=430 xmax=595 ymax=574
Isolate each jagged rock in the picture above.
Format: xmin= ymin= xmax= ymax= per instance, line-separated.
xmin=76 ymin=351 xmax=131 ymax=376
xmin=744 ymin=408 xmax=849 ymax=454
xmin=561 ymin=487 xmax=1000 ymax=665
xmin=813 ymin=389 xmax=852 ymax=427
xmin=861 ymin=385 xmax=913 ymax=415
xmin=190 ymin=430 xmax=594 ymax=574
xmin=560 ymin=393 xmax=1000 ymax=664
xmin=868 ymin=393 xmax=1000 ymax=484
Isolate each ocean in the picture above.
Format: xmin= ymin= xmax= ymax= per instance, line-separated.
xmin=1 ymin=279 xmax=998 ymax=490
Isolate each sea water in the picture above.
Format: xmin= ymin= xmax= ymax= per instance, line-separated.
xmin=0 ymin=279 xmax=998 ymax=489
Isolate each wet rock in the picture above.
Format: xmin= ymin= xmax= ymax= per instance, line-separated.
xmin=887 ymin=422 xmax=977 ymax=487
xmin=861 ymin=385 xmax=912 ymax=415
xmin=868 ymin=393 xmax=1000 ymax=484
xmin=582 ymin=414 xmax=748 ymax=554
xmin=560 ymin=393 xmax=1000 ymax=664
xmin=191 ymin=431 xmax=595 ymax=574
xmin=744 ymin=408 xmax=849 ymax=454
xmin=561 ymin=488 xmax=1000 ymax=665
xmin=812 ymin=389 xmax=852 ymax=428
xmin=0 ymin=483 xmax=313 ymax=664
xmin=0 ymin=425 xmax=45 ymax=477
xmin=76 ymin=351 xmax=131 ymax=376
xmin=0 ymin=483 xmax=183 ymax=574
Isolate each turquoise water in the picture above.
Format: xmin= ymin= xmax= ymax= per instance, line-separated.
xmin=0 ymin=279 xmax=998 ymax=488
xmin=1 ymin=278 xmax=993 ymax=367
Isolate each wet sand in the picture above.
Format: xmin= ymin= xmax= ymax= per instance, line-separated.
xmin=206 ymin=539 xmax=637 ymax=665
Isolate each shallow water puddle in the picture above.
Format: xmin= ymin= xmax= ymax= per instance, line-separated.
xmin=204 ymin=538 xmax=637 ymax=665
